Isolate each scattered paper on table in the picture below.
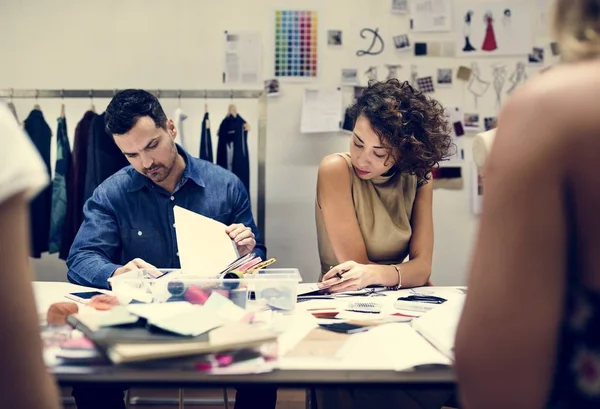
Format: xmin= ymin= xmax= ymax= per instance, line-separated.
xmin=223 ymin=31 xmax=262 ymax=84
xmin=174 ymin=206 xmax=238 ymax=277
xmin=300 ymin=88 xmax=343 ymax=134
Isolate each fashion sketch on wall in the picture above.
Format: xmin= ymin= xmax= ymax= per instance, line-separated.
xmin=455 ymin=2 xmax=532 ymax=56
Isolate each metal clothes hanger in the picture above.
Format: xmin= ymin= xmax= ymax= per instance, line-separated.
xmin=60 ymin=89 xmax=66 ymax=118
xmin=33 ymin=89 xmax=41 ymax=110
xmin=89 ymin=90 xmax=96 ymax=113
xmin=228 ymin=90 xmax=237 ymax=117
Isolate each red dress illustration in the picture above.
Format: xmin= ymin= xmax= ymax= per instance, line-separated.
xmin=481 ymin=15 xmax=497 ymax=52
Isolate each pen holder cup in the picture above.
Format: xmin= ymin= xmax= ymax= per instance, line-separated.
xmin=108 ymin=268 xmax=300 ymax=313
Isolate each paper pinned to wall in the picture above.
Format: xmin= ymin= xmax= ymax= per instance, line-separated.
xmin=300 ymin=88 xmax=343 ymax=134
xmin=173 ymin=206 xmax=239 ymax=277
xmin=455 ymin=2 xmax=533 ymax=57
xmin=223 ymin=31 xmax=262 ymax=84
xmin=471 ymin=165 xmax=484 ymax=215
xmin=410 ymin=0 xmax=452 ymax=33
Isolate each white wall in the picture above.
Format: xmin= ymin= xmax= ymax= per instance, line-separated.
xmin=0 ymin=0 xmax=554 ymax=284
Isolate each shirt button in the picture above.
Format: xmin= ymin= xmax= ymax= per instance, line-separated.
xmin=170 ymin=196 xmax=175 ymax=201
xmin=176 ymin=252 xmax=179 ymax=257
xmin=137 ymin=230 xmax=143 ymax=236
xmin=173 ymin=223 xmax=176 ymax=228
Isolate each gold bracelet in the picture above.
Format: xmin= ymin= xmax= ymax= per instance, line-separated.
xmin=392 ymin=264 xmax=402 ymax=289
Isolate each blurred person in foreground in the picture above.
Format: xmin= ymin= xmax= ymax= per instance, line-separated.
xmin=455 ymin=1 xmax=600 ymax=408
xmin=0 ymin=101 xmax=61 ymax=409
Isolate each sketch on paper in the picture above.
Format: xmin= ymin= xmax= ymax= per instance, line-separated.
xmin=467 ymin=63 xmax=490 ymax=108
xmin=365 ymin=66 xmax=378 ymax=81
xmin=507 ymin=62 xmax=527 ymax=94
xmin=385 ymin=64 xmax=402 ymax=80
xmin=410 ymin=65 xmax=419 ymax=89
xmin=455 ymin=2 xmax=533 ymax=56
xmin=410 ymin=0 xmax=452 ymax=32
xmin=462 ymin=11 xmax=477 ymax=52
xmin=491 ymin=64 xmax=507 ymax=108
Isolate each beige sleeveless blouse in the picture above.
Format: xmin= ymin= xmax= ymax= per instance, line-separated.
xmin=315 ymin=153 xmax=419 ymax=274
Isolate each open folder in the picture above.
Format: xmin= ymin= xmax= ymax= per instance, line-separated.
xmin=173 ymin=206 xmax=239 ymax=277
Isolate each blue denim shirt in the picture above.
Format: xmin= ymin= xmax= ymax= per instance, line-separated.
xmin=66 ymin=145 xmax=265 ymax=289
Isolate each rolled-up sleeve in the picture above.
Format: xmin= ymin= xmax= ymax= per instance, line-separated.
xmin=230 ymin=178 xmax=267 ymax=261
xmin=66 ymin=187 xmax=122 ymax=289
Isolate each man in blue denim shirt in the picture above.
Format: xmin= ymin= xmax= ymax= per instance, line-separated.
xmin=67 ymin=89 xmax=276 ymax=409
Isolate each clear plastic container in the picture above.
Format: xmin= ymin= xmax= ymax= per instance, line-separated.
xmin=108 ymin=268 xmax=300 ymax=312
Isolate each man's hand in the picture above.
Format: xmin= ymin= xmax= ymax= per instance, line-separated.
xmin=225 ymin=224 xmax=256 ymax=256
xmin=112 ymin=258 xmax=158 ymax=278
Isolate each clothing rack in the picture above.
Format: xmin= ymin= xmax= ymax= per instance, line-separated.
xmin=1 ymin=88 xmax=269 ymax=239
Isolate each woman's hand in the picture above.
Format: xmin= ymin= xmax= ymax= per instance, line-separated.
xmin=321 ymin=261 xmax=382 ymax=293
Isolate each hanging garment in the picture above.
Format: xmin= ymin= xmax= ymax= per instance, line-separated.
xmin=60 ymin=111 xmax=97 ymax=260
xmin=216 ymin=114 xmax=250 ymax=195
xmin=23 ymin=109 xmax=52 ymax=258
xmin=173 ymin=107 xmax=186 ymax=149
xmin=49 ymin=117 xmax=71 ymax=254
xmin=199 ymin=112 xmax=213 ymax=162
xmin=481 ymin=17 xmax=498 ymax=51
xmin=83 ymin=112 xmax=129 ymax=205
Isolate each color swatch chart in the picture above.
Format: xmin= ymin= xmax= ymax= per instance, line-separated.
xmin=274 ymin=10 xmax=318 ymax=78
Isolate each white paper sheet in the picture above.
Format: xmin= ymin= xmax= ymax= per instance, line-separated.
xmin=411 ymin=0 xmax=452 ymax=32
xmin=300 ymin=88 xmax=343 ymax=134
xmin=173 ymin=206 xmax=238 ymax=277
xmin=411 ymin=296 xmax=466 ymax=360
xmin=471 ymin=165 xmax=483 ymax=215
xmin=223 ymin=31 xmax=262 ymax=84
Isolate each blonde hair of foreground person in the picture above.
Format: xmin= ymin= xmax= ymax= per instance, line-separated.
xmin=454 ymin=0 xmax=600 ymax=409
xmin=0 ymin=102 xmax=61 ymax=409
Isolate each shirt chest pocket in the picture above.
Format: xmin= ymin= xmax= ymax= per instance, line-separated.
xmin=119 ymin=227 xmax=164 ymax=266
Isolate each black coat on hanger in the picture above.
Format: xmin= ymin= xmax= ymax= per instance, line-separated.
xmin=216 ymin=113 xmax=250 ymax=196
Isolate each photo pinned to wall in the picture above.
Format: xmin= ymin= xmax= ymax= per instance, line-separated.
xmin=410 ymin=0 xmax=452 ymax=33
xmin=393 ymin=34 xmax=411 ymax=51
xmin=467 ymin=62 xmax=490 ymax=108
xmin=385 ymin=64 xmax=402 ymax=80
xmin=528 ymin=47 xmax=545 ymax=65
xmin=274 ymin=10 xmax=319 ymax=79
xmin=464 ymin=113 xmax=481 ymax=131
xmin=328 ymin=30 xmax=342 ymax=46
xmin=437 ymin=68 xmax=453 ymax=87
xmin=391 ymin=0 xmax=409 ymax=14
xmin=491 ymin=63 xmax=507 ymax=108
xmin=417 ymin=76 xmax=435 ymax=93
xmin=471 ymin=165 xmax=484 ymax=215
xmin=455 ymin=2 xmax=533 ymax=57
xmin=550 ymin=42 xmax=560 ymax=56
xmin=264 ymin=78 xmax=280 ymax=97
xmin=415 ymin=42 xmax=428 ymax=56
xmin=445 ymin=106 xmax=465 ymax=137
xmin=484 ymin=116 xmax=497 ymax=131
xmin=507 ymin=61 xmax=528 ymax=94
xmin=341 ymin=68 xmax=359 ymax=85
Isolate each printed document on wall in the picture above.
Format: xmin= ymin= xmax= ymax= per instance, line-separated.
xmin=410 ymin=0 xmax=452 ymax=32
xmin=300 ymin=88 xmax=343 ymax=134
xmin=223 ymin=31 xmax=262 ymax=84
xmin=173 ymin=206 xmax=239 ymax=277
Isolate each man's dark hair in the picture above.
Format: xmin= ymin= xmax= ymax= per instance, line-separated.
xmin=105 ymin=89 xmax=168 ymax=135
xmin=347 ymin=79 xmax=454 ymax=181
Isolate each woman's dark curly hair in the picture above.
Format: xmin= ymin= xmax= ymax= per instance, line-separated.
xmin=347 ymin=79 xmax=455 ymax=182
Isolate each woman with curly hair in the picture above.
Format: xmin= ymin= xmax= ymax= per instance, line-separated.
xmin=316 ymin=79 xmax=453 ymax=293
xmin=314 ymin=79 xmax=454 ymax=408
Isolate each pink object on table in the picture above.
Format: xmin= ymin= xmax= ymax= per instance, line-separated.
xmin=184 ymin=285 xmax=211 ymax=305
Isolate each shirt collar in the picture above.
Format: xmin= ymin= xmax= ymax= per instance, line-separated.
xmin=128 ymin=144 xmax=205 ymax=192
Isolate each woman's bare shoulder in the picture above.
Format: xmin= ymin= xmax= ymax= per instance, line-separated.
xmin=318 ymin=153 xmax=350 ymax=177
